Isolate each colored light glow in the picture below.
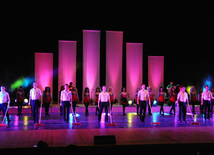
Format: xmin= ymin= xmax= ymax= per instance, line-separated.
xmin=152 ymin=112 xmax=158 ymax=123
xmin=126 ymin=43 xmax=143 ymax=99
xmin=10 ymin=77 xmax=34 ymax=91
xmin=128 ymin=100 xmax=132 ymax=105
xmin=83 ymin=30 xmax=100 ymax=98
xmin=186 ymin=86 xmax=191 ymax=95
xmin=127 ymin=113 xmax=134 ymax=123
xmin=58 ymin=41 xmax=77 ymax=98
xmin=24 ymin=116 xmax=28 ymax=125
xmin=203 ymin=75 xmax=212 ymax=91
xmin=153 ymin=100 xmax=157 ymax=105
xmin=106 ymin=31 xmax=123 ymax=100
xmin=148 ymin=56 xmax=164 ymax=100
xmin=24 ymin=98 xmax=28 ymax=103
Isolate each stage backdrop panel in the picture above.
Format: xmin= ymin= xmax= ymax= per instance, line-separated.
xmin=58 ymin=40 xmax=77 ymax=95
xmin=106 ymin=31 xmax=123 ymax=100
xmin=83 ymin=30 xmax=100 ymax=99
xmin=126 ymin=43 xmax=143 ymax=99
xmin=35 ymin=53 xmax=53 ymax=95
xmin=148 ymin=56 xmax=164 ymax=100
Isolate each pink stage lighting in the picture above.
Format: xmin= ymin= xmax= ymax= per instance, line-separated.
xmin=148 ymin=56 xmax=164 ymax=99
xmin=35 ymin=53 xmax=53 ymax=94
xmin=126 ymin=43 xmax=143 ymax=99
xmin=106 ymin=31 xmax=123 ymax=100
xmin=83 ymin=30 xmax=100 ymax=99
xmin=58 ymin=40 xmax=77 ymax=94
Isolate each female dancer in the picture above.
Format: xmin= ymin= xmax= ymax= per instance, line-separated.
xmin=158 ymin=86 xmax=165 ymax=115
xmin=16 ymin=86 xmax=25 ymax=116
xmin=120 ymin=87 xmax=129 ymax=115
xmin=198 ymin=88 xmax=203 ymax=114
xmin=169 ymin=87 xmax=176 ymax=115
xmin=108 ymin=87 xmax=115 ymax=113
xmin=59 ymin=85 xmax=64 ymax=115
xmin=83 ymin=87 xmax=90 ymax=116
xmin=95 ymin=87 xmax=101 ymax=115
xmin=72 ymin=87 xmax=79 ymax=115
xmin=43 ymin=87 xmax=52 ymax=116
xmin=211 ymin=87 xmax=214 ymax=114
xmin=190 ymin=86 xmax=197 ymax=114
xmin=148 ymin=86 xmax=154 ymax=115
xmin=133 ymin=88 xmax=140 ymax=115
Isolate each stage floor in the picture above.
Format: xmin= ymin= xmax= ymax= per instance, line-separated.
xmin=1 ymin=106 xmax=214 ymax=150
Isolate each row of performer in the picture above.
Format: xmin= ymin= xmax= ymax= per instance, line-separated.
xmin=0 ymin=82 xmax=214 ymax=124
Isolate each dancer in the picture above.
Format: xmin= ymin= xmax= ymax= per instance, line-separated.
xmin=201 ymin=85 xmax=213 ymax=120
xmin=59 ymin=85 xmax=64 ymax=115
xmin=137 ymin=84 xmax=150 ymax=123
xmin=190 ymin=86 xmax=197 ymax=114
xmin=60 ymin=84 xmax=72 ymax=123
xmin=108 ymin=87 xmax=115 ymax=112
xmin=177 ymin=86 xmax=189 ymax=123
xmin=120 ymin=87 xmax=129 ymax=115
xmin=198 ymin=88 xmax=203 ymax=114
xmin=16 ymin=86 xmax=25 ymax=116
xmin=29 ymin=82 xmax=43 ymax=124
xmin=158 ymin=86 xmax=165 ymax=115
xmin=169 ymin=87 xmax=176 ymax=115
xmin=211 ymin=87 xmax=214 ymax=114
xmin=43 ymin=87 xmax=52 ymax=116
xmin=83 ymin=87 xmax=90 ymax=116
xmin=98 ymin=86 xmax=111 ymax=123
xmin=147 ymin=86 xmax=154 ymax=115
xmin=133 ymin=88 xmax=140 ymax=115
xmin=94 ymin=87 xmax=101 ymax=115
xmin=72 ymin=87 xmax=79 ymax=115
xmin=0 ymin=86 xmax=11 ymax=123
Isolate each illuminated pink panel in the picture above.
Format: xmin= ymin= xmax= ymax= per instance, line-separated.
xmin=83 ymin=30 xmax=100 ymax=98
xmin=106 ymin=31 xmax=123 ymax=99
xmin=126 ymin=43 xmax=143 ymax=99
xmin=35 ymin=53 xmax=53 ymax=94
xmin=148 ymin=56 xmax=164 ymax=99
xmin=58 ymin=40 xmax=77 ymax=92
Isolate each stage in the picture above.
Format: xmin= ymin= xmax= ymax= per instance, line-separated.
xmin=1 ymin=104 xmax=214 ymax=154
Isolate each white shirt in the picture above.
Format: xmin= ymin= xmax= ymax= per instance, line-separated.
xmin=137 ymin=90 xmax=149 ymax=101
xmin=177 ymin=91 xmax=188 ymax=102
xmin=0 ymin=91 xmax=10 ymax=104
xmin=98 ymin=91 xmax=110 ymax=102
xmin=60 ymin=89 xmax=72 ymax=101
xmin=202 ymin=91 xmax=212 ymax=101
xmin=30 ymin=88 xmax=42 ymax=100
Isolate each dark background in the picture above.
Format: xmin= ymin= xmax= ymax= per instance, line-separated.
xmin=1 ymin=1 xmax=213 ymax=101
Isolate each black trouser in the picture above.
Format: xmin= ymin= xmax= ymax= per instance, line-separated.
xmin=170 ymin=102 xmax=175 ymax=114
xmin=98 ymin=102 xmax=108 ymax=122
xmin=148 ymin=102 xmax=152 ymax=114
xmin=191 ymin=101 xmax=197 ymax=114
xmin=17 ymin=102 xmax=23 ymax=115
xmin=159 ymin=102 xmax=164 ymax=114
xmin=31 ymin=100 xmax=40 ymax=124
xmin=84 ymin=103 xmax=89 ymax=115
xmin=179 ymin=101 xmax=187 ymax=121
xmin=72 ymin=102 xmax=77 ymax=114
xmin=0 ymin=103 xmax=10 ymax=122
xmin=136 ymin=104 xmax=139 ymax=114
xmin=43 ymin=102 xmax=50 ymax=115
xmin=203 ymin=100 xmax=211 ymax=119
xmin=140 ymin=101 xmax=147 ymax=121
xmin=122 ymin=104 xmax=126 ymax=114
xmin=62 ymin=101 xmax=70 ymax=122
xmin=95 ymin=102 xmax=99 ymax=115
xmin=211 ymin=101 xmax=214 ymax=114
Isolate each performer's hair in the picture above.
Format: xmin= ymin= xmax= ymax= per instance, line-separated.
xmin=205 ymin=85 xmax=209 ymax=88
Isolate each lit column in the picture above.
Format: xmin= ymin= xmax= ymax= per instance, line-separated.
xmin=126 ymin=43 xmax=143 ymax=99
xmin=83 ymin=30 xmax=100 ymax=99
xmin=58 ymin=40 xmax=77 ymax=93
xmin=35 ymin=53 xmax=53 ymax=94
xmin=148 ymin=56 xmax=164 ymax=99
xmin=106 ymin=31 xmax=123 ymax=99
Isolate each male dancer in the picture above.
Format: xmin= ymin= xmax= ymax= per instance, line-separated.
xmin=137 ymin=84 xmax=151 ymax=123
xmin=201 ymin=85 xmax=213 ymax=120
xmin=29 ymin=82 xmax=43 ymax=124
xmin=60 ymin=84 xmax=72 ymax=123
xmin=0 ymin=86 xmax=11 ymax=123
xmin=98 ymin=86 xmax=111 ymax=123
xmin=177 ymin=86 xmax=189 ymax=123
